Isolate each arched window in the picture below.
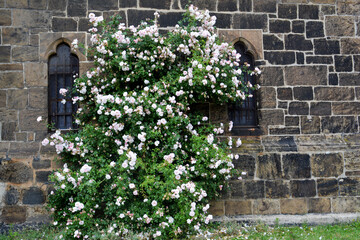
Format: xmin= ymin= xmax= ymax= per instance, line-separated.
xmin=48 ymin=43 xmax=79 ymax=130
xmin=228 ymin=41 xmax=258 ymax=134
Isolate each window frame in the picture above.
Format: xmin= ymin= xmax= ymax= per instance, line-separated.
xmin=48 ymin=43 xmax=79 ymax=131
xmin=228 ymin=40 xmax=261 ymax=136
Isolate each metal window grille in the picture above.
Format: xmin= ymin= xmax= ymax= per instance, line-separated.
xmin=228 ymin=41 xmax=257 ymax=127
xmin=48 ymin=43 xmax=79 ymax=130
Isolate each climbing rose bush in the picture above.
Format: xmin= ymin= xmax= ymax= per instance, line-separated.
xmin=45 ymin=5 xmax=260 ymax=239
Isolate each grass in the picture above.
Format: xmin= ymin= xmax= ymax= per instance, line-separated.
xmin=0 ymin=219 xmax=359 ymax=239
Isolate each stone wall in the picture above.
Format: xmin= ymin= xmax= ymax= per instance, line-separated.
xmin=0 ymin=0 xmax=360 ymax=228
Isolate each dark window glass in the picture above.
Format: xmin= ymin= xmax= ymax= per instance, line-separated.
xmin=228 ymin=41 xmax=257 ymax=127
xmin=48 ymin=43 xmax=79 ymax=130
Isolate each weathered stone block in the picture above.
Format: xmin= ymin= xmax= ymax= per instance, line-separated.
xmin=15 ymin=132 xmax=27 ymax=141
xmin=48 ymin=0 xmax=66 ymax=10
xmin=291 ymin=180 xmax=316 ymax=197
xmin=263 ymin=34 xmax=284 ymax=50
xmin=339 ymin=73 xmax=360 ymax=86
xmin=32 ymin=159 xmax=51 ymax=169
xmin=7 ymin=0 xmax=28 ymax=8
xmin=308 ymin=198 xmax=331 ymax=213
xmin=296 ymin=52 xmax=304 ymax=64
xmin=277 ymin=88 xmax=292 ymax=100
xmin=218 ymin=0 xmax=237 ymax=11
xmin=311 ymin=153 xmax=343 ymax=178
xmin=13 ymin=9 xmax=51 ymax=28
xmin=232 ymin=155 xmax=255 ymax=179
xmin=341 ymin=38 xmax=360 ymax=54
xmin=12 ymin=46 xmax=39 ymax=62
xmin=269 ymin=127 xmax=300 ymax=135
xmin=262 ymin=136 xmax=297 ymax=152
xmin=270 ymin=20 xmax=291 ymax=33
xmin=36 ymin=171 xmax=52 ymax=183
xmin=332 ymin=197 xmax=360 ymax=213
xmin=1 ymin=206 xmax=27 ymax=224
xmin=321 ymin=5 xmax=336 ymax=15
xmin=339 ymin=177 xmax=360 ymax=196
xmin=285 ymin=66 xmax=327 ymax=85
xmin=264 ymin=51 xmax=295 ymax=65
xmin=259 ymin=87 xmax=276 ymax=108
xmin=283 ymin=154 xmax=311 ymax=179
xmin=335 ymin=55 xmax=353 ymax=72
xmin=266 ymin=180 xmax=290 ymax=198
xmin=344 ymin=151 xmax=360 ymax=171
xmin=299 ymin=4 xmax=319 ymax=19
xmin=317 ymin=179 xmax=339 ymax=197
xmin=329 ymin=74 xmax=338 ymax=85
xmin=253 ymin=199 xmax=280 ymax=215
xmin=159 ymin=12 xmax=184 ymax=28
xmin=238 ymin=0 xmax=252 ymax=11
xmin=292 ymin=20 xmax=305 ymax=33
xmin=23 ymin=187 xmax=45 ymax=205
xmin=278 ymin=4 xmax=297 ymax=19
xmin=293 ymin=87 xmax=313 ymax=100
xmin=225 ymin=200 xmax=252 ymax=215
xmin=278 ymin=101 xmax=288 ymax=109
xmin=211 ymin=13 xmax=232 ymax=29
xmin=68 ymin=0 xmax=87 ymax=17
xmin=208 ymin=201 xmax=224 ymax=216
xmin=306 ymin=56 xmax=333 ymax=64
xmin=9 ymin=142 xmax=40 ymax=157
xmin=285 ymin=116 xmax=299 ymax=126
xmin=7 ymin=89 xmax=28 ymax=109
xmin=259 ymin=109 xmax=284 ymax=126
xmin=24 ymin=63 xmax=47 ymax=87
xmin=28 ymin=0 xmax=47 ymax=9
xmin=285 ymin=34 xmax=313 ymax=51
xmin=229 ymin=180 xmax=244 ymax=198
xmin=253 ymin=0 xmax=276 ymax=12
xmin=0 ymin=63 xmax=23 ymax=71
xmin=0 ymin=46 xmax=11 ymax=63
xmin=0 ymin=90 xmax=5 ymax=108
xmin=301 ymin=116 xmax=321 ymax=134
xmin=29 ymin=88 xmax=47 ymax=109
xmin=88 ymin=0 xmax=118 ymax=10
xmin=0 ymin=9 xmax=11 ymax=26
xmin=322 ymin=116 xmax=358 ymax=133
xmin=337 ymin=0 xmax=360 ymax=15
xmin=5 ymin=187 xmax=20 ymax=205
xmin=0 ymin=162 xmax=33 ymax=183
xmin=233 ymin=14 xmax=268 ymax=30
xmin=257 ymin=154 xmax=281 ymax=179
xmin=288 ymin=102 xmax=309 ymax=115
xmin=2 ymin=28 xmax=29 ymax=45
xmin=315 ymin=87 xmax=354 ymax=101
xmin=314 ymin=39 xmax=340 ymax=55
xmin=1 ymin=122 xmax=17 ymax=141
xmin=259 ymin=67 xmax=284 ymax=86
xmin=19 ymin=109 xmax=47 ymax=131
xmin=280 ymin=199 xmax=307 ymax=214
xmin=244 ymin=180 xmax=265 ymax=199
xmin=326 ymin=16 xmax=355 ymax=37
xmin=180 ymin=0 xmax=216 ymax=10
xmin=335 ymin=101 xmax=360 ymax=115
xmin=306 ymin=21 xmax=324 ymax=38
xmin=119 ymin=0 xmax=137 ymax=8
xmin=127 ymin=9 xmax=155 ymax=26
xmin=52 ymin=18 xmax=77 ymax=32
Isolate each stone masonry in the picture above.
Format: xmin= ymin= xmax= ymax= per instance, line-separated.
xmin=0 ymin=0 xmax=360 ymax=229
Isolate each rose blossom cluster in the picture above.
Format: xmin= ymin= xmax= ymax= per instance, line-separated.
xmin=46 ymin=5 xmax=258 ymax=239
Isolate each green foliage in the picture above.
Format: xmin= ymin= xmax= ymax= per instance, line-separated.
xmin=44 ymin=5 xmax=259 ymax=239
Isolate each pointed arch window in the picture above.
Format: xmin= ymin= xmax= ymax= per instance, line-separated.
xmin=48 ymin=43 xmax=79 ymax=130
xmin=228 ymin=41 xmax=259 ymax=135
